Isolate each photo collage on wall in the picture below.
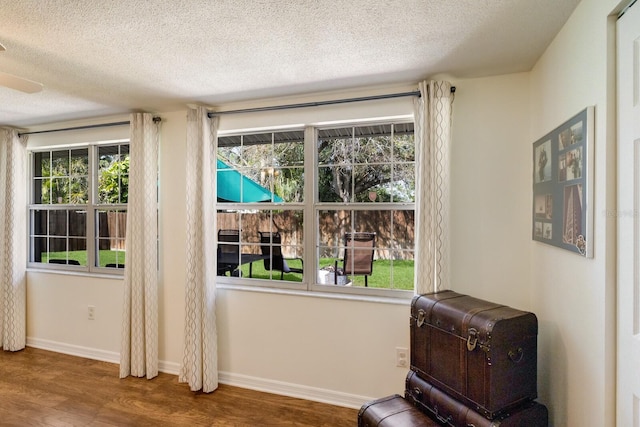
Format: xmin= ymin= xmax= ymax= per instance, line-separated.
xmin=532 ymin=107 xmax=594 ymax=257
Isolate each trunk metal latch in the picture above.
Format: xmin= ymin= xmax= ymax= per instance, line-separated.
xmin=466 ymin=327 xmax=478 ymax=351
xmin=416 ymin=309 xmax=426 ymax=327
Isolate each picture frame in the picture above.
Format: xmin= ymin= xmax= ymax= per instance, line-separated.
xmin=532 ymin=106 xmax=594 ymax=257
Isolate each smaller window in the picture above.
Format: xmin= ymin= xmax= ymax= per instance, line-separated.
xmin=29 ymin=142 xmax=130 ymax=272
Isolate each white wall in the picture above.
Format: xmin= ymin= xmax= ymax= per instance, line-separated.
xmin=528 ymin=0 xmax=619 ymax=425
xmin=25 ymin=89 xmax=417 ymax=407
xmin=449 ymin=72 xmax=532 ymax=310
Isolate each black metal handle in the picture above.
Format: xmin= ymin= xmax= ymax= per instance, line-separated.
xmin=411 ymin=387 xmax=423 ymax=400
xmin=434 ymin=406 xmax=453 ymax=424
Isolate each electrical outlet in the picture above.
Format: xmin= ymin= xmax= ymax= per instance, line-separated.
xmin=88 ymin=305 xmax=95 ymax=320
xmin=396 ymin=347 xmax=408 ymax=367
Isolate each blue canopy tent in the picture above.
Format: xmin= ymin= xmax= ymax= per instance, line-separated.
xmin=217 ymin=159 xmax=283 ymax=203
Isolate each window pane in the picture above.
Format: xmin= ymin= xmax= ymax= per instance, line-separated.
xmin=392 ymin=164 xmax=415 ymax=203
xmin=70 ymin=148 xmax=89 ymax=175
xmin=394 ymin=130 xmax=415 ymax=162
xmin=69 ymin=210 xmax=87 ymax=237
xmin=51 ymin=177 xmax=69 ymax=204
xmin=30 ymin=209 xmax=48 ymax=263
xmin=318 ymin=165 xmax=352 ymax=202
xmin=217 ymin=209 xmax=303 ymax=282
xmin=51 ymin=150 xmax=69 ymax=177
xmin=353 ymin=164 xmax=391 ymax=203
xmin=33 ymin=178 xmax=48 ymax=204
xmin=32 ymin=209 xmax=47 ymax=235
xmin=274 ymin=140 xmax=304 ymax=166
xmin=30 ymin=208 xmax=88 ymax=265
xmin=318 ymin=130 xmax=352 ymax=166
xmin=392 ymin=210 xmax=415 ymax=251
xmin=44 ymin=237 xmax=87 ymax=266
xmin=34 ymin=152 xmax=50 ymax=178
xmin=99 ymin=144 xmax=130 ymax=204
xmin=32 ymin=237 xmax=47 ymax=263
xmin=47 ymin=237 xmax=68 ymax=262
xmin=274 ymin=167 xmax=304 ymax=203
xmin=316 ymin=209 xmax=414 ymax=290
xmin=49 ymin=210 xmax=68 ymax=236
xmin=69 ymin=148 xmax=89 ymax=204
xmin=33 ymin=149 xmax=89 ymax=205
xmin=356 ymin=127 xmax=392 ymax=162
xmin=70 ymin=177 xmax=89 ymax=204
xmin=318 ymin=123 xmax=414 ymax=206
xmin=96 ymin=209 xmax=127 ymax=268
xmin=218 ymin=131 xmax=304 ymax=203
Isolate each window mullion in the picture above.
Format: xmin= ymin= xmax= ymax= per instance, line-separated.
xmin=87 ymin=145 xmax=97 ymax=270
xmin=304 ymin=126 xmax=316 ymax=290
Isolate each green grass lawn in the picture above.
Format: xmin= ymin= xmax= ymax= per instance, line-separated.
xmin=42 ymin=250 xmax=414 ymax=290
xmin=42 ymin=250 xmax=125 ymax=267
xmin=240 ymin=258 xmax=414 ymax=290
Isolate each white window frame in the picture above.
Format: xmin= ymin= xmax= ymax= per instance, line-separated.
xmin=27 ymin=140 xmax=129 ymax=274
xmin=217 ymin=119 xmax=415 ymax=298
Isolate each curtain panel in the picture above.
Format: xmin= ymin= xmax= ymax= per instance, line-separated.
xmin=414 ymin=81 xmax=455 ymax=294
xmin=0 ymin=128 xmax=27 ymax=351
xmin=179 ymin=107 xmax=219 ymax=392
xmin=120 ymin=113 xmax=160 ymax=379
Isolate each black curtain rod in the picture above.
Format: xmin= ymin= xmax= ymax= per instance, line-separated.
xmin=19 ymin=116 xmax=161 ymax=137
xmin=207 ymin=87 xmax=455 ymax=117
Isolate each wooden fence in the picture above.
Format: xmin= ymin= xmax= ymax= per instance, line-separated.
xmin=217 ymin=209 xmax=414 ymax=260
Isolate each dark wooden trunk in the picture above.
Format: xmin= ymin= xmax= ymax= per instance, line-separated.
xmin=358 ymin=394 xmax=438 ymax=427
xmin=405 ymin=370 xmax=548 ymax=426
xmin=410 ymin=290 xmax=538 ymax=419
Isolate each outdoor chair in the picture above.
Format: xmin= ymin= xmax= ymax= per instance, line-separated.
xmin=105 ymin=263 xmax=125 ymax=268
xmin=337 ymin=232 xmax=376 ymax=286
xmin=258 ymin=231 xmax=303 ymax=280
xmin=217 ymin=229 xmax=240 ymax=276
xmin=48 ymin=259 xmax=80 ymax=265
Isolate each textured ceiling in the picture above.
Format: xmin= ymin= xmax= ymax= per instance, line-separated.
xmin=0 ymin=0 xmax=581 ymax=128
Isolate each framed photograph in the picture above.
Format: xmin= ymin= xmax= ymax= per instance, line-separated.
xmin=532 ymin=107 xmax=594 ymax=257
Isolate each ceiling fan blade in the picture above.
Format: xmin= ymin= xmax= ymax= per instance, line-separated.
xmin=0 ymin=71 xmax=43 ymax=93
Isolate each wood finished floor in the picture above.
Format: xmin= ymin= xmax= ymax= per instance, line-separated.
xmin=0 ymin=347 xmax=358 ymax=426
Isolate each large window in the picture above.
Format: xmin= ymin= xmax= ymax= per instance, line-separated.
xmin=29 ymin=142 xmax=129 ymax=271
xmin=217 ymin=120 xmax=415 ymax=295
xmin=217 ymin=130 xmax=305 ymax=285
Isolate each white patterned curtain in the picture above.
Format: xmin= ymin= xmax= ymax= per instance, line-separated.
xmin=414 ymin=81 xmax=455 ymax=294
xmin=179 ymin=107 xmax=219 ymax=392
xmin=0 ymin=128 xmax=27 ymax=352
xmin=120 ymin=113 xmax=160 ymax=379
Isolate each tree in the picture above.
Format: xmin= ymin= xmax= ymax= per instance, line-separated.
xmin=38 ymin=150 xmax=89 ymax=204
xmin=317 ymin=133 xmax=415 ymax=203
xmin=99 ymin=156 xmax=129 ymax=204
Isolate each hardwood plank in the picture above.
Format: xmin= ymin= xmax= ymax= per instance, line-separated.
xmin=0 ymin=348 xmax=358 ymax=426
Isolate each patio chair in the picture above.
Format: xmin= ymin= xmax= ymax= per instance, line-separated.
xmin=217 ymin=229 xmax=240 ymax=276
xmin=258 ymin=231 xmax=303 ymax=280
xmin=338 ymin=232 xmax=376 ymax=286
xmin=49 ymin=259 xmax=81 ymax=265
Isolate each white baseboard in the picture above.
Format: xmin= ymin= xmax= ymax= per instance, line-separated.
xmin=27 ymin=337 xmax=120 ymax=364
xmin=25 ymin=337 xmax=370 ymax=409
xmin=218 ymin=371 xmax=370 ymax=409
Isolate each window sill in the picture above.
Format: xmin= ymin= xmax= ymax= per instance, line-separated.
xmin=216 ymin=282 xmax=413 ymax=305
xmin=26 ymin=267 xmax=124 ymax=280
